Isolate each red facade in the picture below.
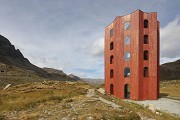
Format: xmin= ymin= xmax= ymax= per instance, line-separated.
xmin=104 ymin=10 xmax=160 ymax=100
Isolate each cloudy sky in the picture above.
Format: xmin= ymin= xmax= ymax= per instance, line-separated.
xmin=0 ymin=0 xmax=180 ymax=78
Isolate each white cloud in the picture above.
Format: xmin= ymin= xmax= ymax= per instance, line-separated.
xmin=91 ymin=38 xmax=104 ymax=57
xmin=1 ymin=1 xmax=180 ymax=79
xmin=160 ymin=17 xmax=180 ymax=58
xmin=160 ymin=56 xmax=180 ymax=64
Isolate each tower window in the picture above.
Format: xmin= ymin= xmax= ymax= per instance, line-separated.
xmin=124 ymin=36 xmax=130 ymax=45
xmin=110 ymin=55 xmax=113 ymax=64
xmin=144 ymin=67 xmax=148 ymax=77
xmin=110 ymin=69 xmax=113 ymax=78
xmin=110 ymin=42 xmax=114 ymax=50
xmin=110 ymin=29 xmax=114 ymax=37
xmin=144 ymin=19 xmax=148 ymax=28
xmin=124 ymin=52 xmax=130 ymax=61
xmin=124 ymin=21 xmax=130 ymax=30
xmin=124 ymin=67 xmax=130 ymax=77
xmin=144 ymin=50 xmax=148 ymax=60
xmin=144 ymin=35 xmax=148 ymax=44
xmin=110 ymin=84 xmax=114 ymax=95
xmin=124 ymin=84 xmax=130 ymax=99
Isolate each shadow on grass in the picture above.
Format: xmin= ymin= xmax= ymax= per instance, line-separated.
xmin=159 ymin=93 xmax=169 ymax=98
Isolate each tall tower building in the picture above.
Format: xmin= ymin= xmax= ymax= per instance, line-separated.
xmin=104 ymin=10 xmax=160 ymax=100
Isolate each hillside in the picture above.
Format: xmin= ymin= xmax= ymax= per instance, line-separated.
xmin=43 ymin=67 xmax=81 ymax=81
xmin=0 ymin=81 xmax=179 ymax=120
xmin=160 ymin=59 xmax=180 ymax=80
xmin=0 ymin=63 xmax=46 ymax=89
xmin=0 ymin=35 xmax=52 ymax=78
xmin=0 ymin=34 xmax=80 ymax=82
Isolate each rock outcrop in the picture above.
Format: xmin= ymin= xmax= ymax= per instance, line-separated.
xmin=43 ymin=68 xmax=81 ymax=81
xmin=0 ymin=34 xmax=49 ymax=77
xmin=0 ymin=34 xmax=80 ymax=81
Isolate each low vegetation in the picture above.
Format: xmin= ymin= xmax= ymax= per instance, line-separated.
xmin=0 ymin=81 xmax=87 ymax=111
xmin=0 ymin=63 xmax=45 ymax=90
xmin=0 ymin=80 xmax=179 ymax=120
xmin=160 ymin=80 xmax=180 ymax=98
xmin=0 ymin=63 xmax=180 ymax=119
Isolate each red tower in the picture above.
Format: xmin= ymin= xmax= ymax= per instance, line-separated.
xmin=104 ymin=10 xmax=160 ymax=100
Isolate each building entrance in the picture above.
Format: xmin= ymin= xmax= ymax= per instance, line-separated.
xmin=110 ymin=84 xmax=114 ymax=95
xmin=124 ymin=84 xmax=130 ymax=99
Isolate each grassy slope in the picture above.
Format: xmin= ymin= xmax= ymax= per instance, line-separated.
xmin=0 ymin=81 xmax=179 ymax=120
xmin=0 ymin=64 xmax=179 ymax=119
xmin=0 ymin=63 xmax=46 ymax=89
xmin=160 ymin=80 xmax=180 ymax=98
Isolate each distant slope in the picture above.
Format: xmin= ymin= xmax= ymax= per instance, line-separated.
xmin=160 ymin=59 xmax=180 ymax=80
xmin=43 ymin=67 xmax=81 ymax=81
xmin=0 ymin=63 xmax=45 ymax=89
xmin=83 ymin=78 xmax=104 ymax=85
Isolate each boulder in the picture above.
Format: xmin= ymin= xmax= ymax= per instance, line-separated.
xmin=98 ymin=88 xmax=106 ymax=95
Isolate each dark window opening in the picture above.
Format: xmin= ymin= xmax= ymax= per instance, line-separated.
xmin=110 ymin=29 xmax=114 ymax=37
xmin=110 ymin=84 xmax=114 ymax=95
xmin=144 ymin=67 xmax=148 ymax=77
xmin=144 ymin=19 xmax=148 ymax=28
xmin=144 ymin=35 xmax=148 ymax=44
xmin=110 ymin=69 xmax=113 ymax=78
xmin=124 ymin=84 xmax=130 ymax=99
xmin=144 ymin=50 xmax=148 ymax=60
xmin=110 ymin=55 xmax=113 ymax=64
xmin=124 ymin=67 xmax=130 ymax=77
xmin=110 ymin=42 xmax=114 ymax=50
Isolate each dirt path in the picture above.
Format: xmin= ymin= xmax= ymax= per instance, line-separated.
xmin=130 ymin=98 xmax=180 ymax=116
xmin=86 ymin=89 xmax=122 ymax=109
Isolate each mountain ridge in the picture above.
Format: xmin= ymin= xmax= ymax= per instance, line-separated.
xmin=160 ymin=59 xmax=180 ymax=80
xmin=0 ymin=34 xmax=80 ymax=81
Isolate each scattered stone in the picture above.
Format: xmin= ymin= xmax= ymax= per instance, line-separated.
xmin=98 ymin=97 xmax=122 ymax=109
xmin=147 ymin=104 xmax=155 ymax=113
xmin=98 ymin=88 xmax=106 ymax=95
xmin=86 ymin=116 xmax=94 ymax=120
xmin=66 ymin=98 xmax=73 ymax=102
xmin=86 ymin=89 xmax=95 ymax=97
xmin=3 ymin=84 xmax=11 ymax=90
xmin=66 ymin=81 xmax=76 ymax=85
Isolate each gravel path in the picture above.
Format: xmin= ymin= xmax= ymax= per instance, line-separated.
xmin=131 ymin=98 xmax=180 ymax=116
xmin=87 ymin=89 xmax=122 ymax=109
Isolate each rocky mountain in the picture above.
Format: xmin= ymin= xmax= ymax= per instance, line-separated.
xmin=0 ymin=34 xmax=49 ymax=77
xmin=0 ymin=34 xmax=80 ymax=81
xmin=160 ymin=59 xmax=180 ymax=80
xmin=68 ymin=74 xmax=81 ymax=81
xmin=43 ymin=67 xmax=81 ymax=81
